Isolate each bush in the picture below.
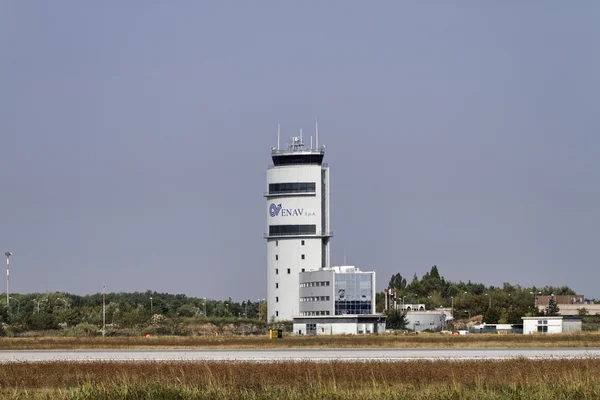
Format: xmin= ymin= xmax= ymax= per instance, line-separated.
xmin=67 ymin=323 xmax=98 ymax=337
xmin=386 ymin=309 xmax=408 ymax=330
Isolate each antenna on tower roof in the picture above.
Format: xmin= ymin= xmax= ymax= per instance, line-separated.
xmin=277 ymin=124 xmax=280 ymax=150
xmin=315 ymin=120 xmax=319 ymax=149
xmin=300 ymin=128 xmax=303 ymax=145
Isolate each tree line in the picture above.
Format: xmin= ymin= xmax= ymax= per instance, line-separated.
xmin=0 ymin=266 xmax=588 ymax=335
xmin=381 ymin=265 xmax=579 ymax=326
xmin=0 ymin=291 xmax=268 ymax=336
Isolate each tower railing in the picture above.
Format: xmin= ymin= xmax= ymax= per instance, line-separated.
xmin=268 ymin=163 xmax=328 ymax=170
xmin=271 ymin=148 xmax=325 ymax=155
xmin=264 ymin=231 xmax=333 ymax=239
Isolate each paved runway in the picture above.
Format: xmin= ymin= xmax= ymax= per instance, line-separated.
xmin=1 ymin=347 xmax=600 ymax=362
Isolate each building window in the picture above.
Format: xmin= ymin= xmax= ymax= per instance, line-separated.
xmin=268 ymin=224 xmax=317 ymax=236
xmin=301 ymin=268 xmax=305 ymax=272
xmin=276 ymin=297 xmax=279 ymax=303
xmin=301 ymin=254 xmax=305 ymax=260
xmin=275 ymin=241 xmax=278 ymax=247
xmin=275 ymin=283 xmax=278 ymax=289
xmin=269 ymin=182 xmax=316 ymax=195
xmin=276 ymin=269 xmax=278 ymax=275
xmin=276 ymin=311 xmax=279 ymax=317
xmin=287 ymin=268 xmax=291 ymax=274
xmin=301 ymin=240 xmax=305 ymax=245
xmin=537 ymin=325 xmax=548 ymax=333
xmin=275 ymin=255 xmax=278 ymax=261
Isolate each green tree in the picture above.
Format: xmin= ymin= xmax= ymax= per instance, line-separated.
xmin=484 ymin=307 xmax=501 ymax=324
xmin=385 ymin=309 xmax=408 ymax=330
xmin=547 ymin=299 xmax=560 ymax=316
xmin=578 ymin=307 xmax=590 ymax=317
xmin=388 ymin=273 xmax=407 ymax=291
xmin=176 ymin=304 xmax=198 ymax=318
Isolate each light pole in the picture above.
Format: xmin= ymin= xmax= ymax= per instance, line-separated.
xmin=203 ymin=297 xmax=207 ymax=317
xmin=32 ymin=299 xmax=40 ymax=314
xmin=57 ymin=298 xmax=68 ymax=311
xmin=485 ymin=293 xmax=491 ymax=309
xmin=225 ymin=303 xmax=229 ymax=316
xmin=530 ymin=291 xmax=542 ymax=314
xmin=102 ymin=282 xmax=106 ymax=337
xmin=9 ymin=297 xmax=19 ymax=314
xmin=258 ymin=299 xmax=265 ymax=320
xmin=32 ymin=298 xmax=47 ymax=313
xmin=451 ymin=296 xmax=454 ymax=327
xmin=150 ymin=297 xmax=153 ymax=314
xmin=5 ymin=252 xmax=12 ymax=307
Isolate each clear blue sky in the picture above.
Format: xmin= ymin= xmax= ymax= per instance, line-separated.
xmin=1 ymin=1 xmax=598 ymax=300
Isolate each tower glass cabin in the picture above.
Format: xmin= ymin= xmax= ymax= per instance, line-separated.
xmin=265 ymin=135 xmax=331 ymax=321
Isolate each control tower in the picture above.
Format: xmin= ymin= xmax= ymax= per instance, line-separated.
xmin=265 ymin=126 xmax=331 ymax=321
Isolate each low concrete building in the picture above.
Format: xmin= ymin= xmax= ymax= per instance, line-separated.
xmin=535 ymin=295 xmax=584 ymax=307
xmin=534 ymin=294 xmax=600 ymax=316
xmin=293 ymin=315 xmax=386 ymax=335
xmin=541 ymin=304 xmax=600 ymax=316
xmin=522 ymin=316 xmax=582 ymax=334
xmin=405 ymin=310 xmax=446 ymax=332
xmin=471 ymin=323 xmax=523 ymax=334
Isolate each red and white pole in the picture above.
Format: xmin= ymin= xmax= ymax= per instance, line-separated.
xmin=5 ymin=253 xmax=10 ymax=307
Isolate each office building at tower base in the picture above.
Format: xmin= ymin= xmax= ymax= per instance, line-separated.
xmin=292 ymin=265 xmax=385 ymax=335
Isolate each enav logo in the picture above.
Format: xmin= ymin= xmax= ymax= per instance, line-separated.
xmin=269 ymin=203 xmax=282 ymax=217
xmin=269 ymin=203 xmax=316 ymax=218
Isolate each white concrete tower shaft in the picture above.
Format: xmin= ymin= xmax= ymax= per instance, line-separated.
xmin=265 ymin=132 xmax=331 ymax=321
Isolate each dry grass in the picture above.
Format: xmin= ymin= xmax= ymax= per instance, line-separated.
xmin=0 ymin=359 xmax=600 ymax=399
xmin=1 ymin=331 xmax=600 ymax=350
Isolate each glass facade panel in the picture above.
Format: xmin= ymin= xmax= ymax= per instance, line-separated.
xmin=269 ymin=182 xmax=316 ymax=194
xmin=334 ymin=273 xmax=373 ymax=315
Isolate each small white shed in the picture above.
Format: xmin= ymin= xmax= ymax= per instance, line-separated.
xmin=522 ymin=316 xmax=582 ymax=334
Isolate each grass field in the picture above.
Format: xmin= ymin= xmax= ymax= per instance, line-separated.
xmin=1 ymin=332 xmax=600 ymax=350
xmin=0 ymin=359 xmax=599 ymax=399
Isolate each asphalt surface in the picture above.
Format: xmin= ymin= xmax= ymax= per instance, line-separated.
xmin=1 ymin=347 xmax=600 ymax=362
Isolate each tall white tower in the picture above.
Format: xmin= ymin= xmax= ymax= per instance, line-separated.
xmin=265 ymin=128 xmax=331 ymax=321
